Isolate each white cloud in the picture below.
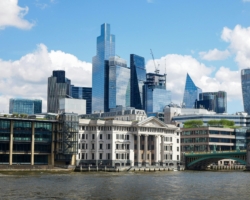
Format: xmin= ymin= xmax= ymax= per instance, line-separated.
xmin=146 ymin=54 xmax=241 ymax=106
xmin=0 ymin=0 xmax=34 ymax=29
xmin=242 ymin=0 xmax=250 ymax=2
xmin=199 ymin=49 xmax=230 ymax=61
xmin=0 ymin=44 xmax=92 ymax=112
xmin=221 ymin=25 xmax=250 ymax=69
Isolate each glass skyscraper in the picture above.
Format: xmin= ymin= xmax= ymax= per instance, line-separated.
xmin=196 ymin=91 xmax=227 ymax=113
xmin=241 ymin=69 xmax=250 ymax=114
xmin=130 ymin=54 xmax=146 ymax=109
xmin=144 ymin=73 xmax=171 ymax=113
xmin=104 ymin=56 xmax=130 ymax=111
xmin=9 ymin=99 xmax=42 ymax=114
xmin=92 ymin=23 xmax=115 ymax=113
xmin=183 ymin=73 xmax=202 ymax=108
xmin=71 ymin=86 xmax=92 ymax=114
xmin=47 ymin=70 xmax=71 ymax=113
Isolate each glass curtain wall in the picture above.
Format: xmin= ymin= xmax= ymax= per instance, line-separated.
xmin=241 ymin=69 xmax=250 ymax=114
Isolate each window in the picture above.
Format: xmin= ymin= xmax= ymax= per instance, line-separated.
xmin=122 ymin=154 xmax=124 ymax=159
xmin=92 ymin=144 xmax=94 ymax=150
xmin=86 ymin=134 xmax=88 ymax=140
xmin=116 ymin=153 xmax=119 ymax=159
xmin=99 ymin=144 xmax=103 ymax=149
xmin=127 ymin=135 xmax=130 ymax=140
xmin=86 ymin=144 xmax=88 ymax=149
xmin=127 ymin=153 xmax=129 ymax=159
xmin=170 ymin=155 xmax=172 ymax=160
xmin=82 ymin=126 xmax=85 ymax=130
xmin=151 ymin=154 xmax=154 ymax=160
xmin=116 ymin=144 xmax=118 ymax=149
xmin=92 ymin=153 xmax=94 ymax=160
xmin=79 ymin=144 xmax=81 ymax=149
xmin=86 ymin=153 xmax=88 ymax=160
xmin=92 ymin=134 xmax=95 ymax=140
xmin=107 ymin=153 xmax=110 ymax=160
xmin=170 ymin=146 xmax=172 ymax=151
xmin=177 ymin=147 xmax=179 ymax=152
xmin=100 ymin=134 xmax=103 ymax=140
xmin=82 ymin=143 xmax=85 ymax=149
xmin=177 ymin=155 xmax=179 ymax=160
xmin=99 ymin=153 xmax=102 ymax=160
xmin=108 ymin=134 xmax=111 ymax=140
xmin=82 ymin=134 xmax=85 ymax=140
xmin=170 ymin=137 xmax=172 ymax=142
xmin=177 ymin=139 xmax=179 ymax=143
xmin=127 ymin=144 xmax=130 ymax=150
xmin=82 ymin=154 xmax=84 ymax=159
xmin=107 ymin=144 xmax=111 ymax=149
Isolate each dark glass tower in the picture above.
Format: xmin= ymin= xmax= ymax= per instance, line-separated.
xmin=47 ymin=70 xmax=71 ymax=113
xmin=241 ymin=69 xmax=250 ymax=114
xmin=92 ymin=23 xmax=115 ymax=113
xmin=144 ymin=72 xmax=171 ymax=113
xmin=196 ymin=91 xmax=227 ymax=113
xmin=130 ymin=54 xmax=146 ymax=109
xmin=183 ymin=73 xmax=202 ymax=108
xmin=104 ymin=56 xmax=130 ymax=112
xmin=71 ymin=86 xmax=92 ymax=114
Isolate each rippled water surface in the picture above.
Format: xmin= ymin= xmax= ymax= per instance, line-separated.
xmin=1 ymin=171 xmax=250 ymax=199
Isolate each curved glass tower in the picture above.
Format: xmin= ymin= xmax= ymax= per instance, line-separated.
xmin=241 ymin=69 xmax=250 ymax=114
xmin=92 ymin=23 xmax=115 ymax=113
xmin=183 ymin=73 xmax=202 ymax=108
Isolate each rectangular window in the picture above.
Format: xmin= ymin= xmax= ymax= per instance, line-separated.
xmin=127 ymin=153 xmax=129 ymax=160
xmin=127 ymin=135 xmax=130 ymax=140
xmin=82 ymin=126 xmax=85 ymax=130
xmin=86 ymin=144 xmax=88 ymax=149
xmin=82 ymin=153 xmax=85 ymax=160
xmin=86 ymin=153 xmax=88 ymax=160
xmin=107 ymin=153 xmax=110 ymax=160
xmin=82 ymin=134 xmax=85 ymax=140
xmin=170 ymin=155 xmax=172 ymax=160
xmin=135 ymin=144 xmax=137 ymax=150
xmin=100 ymin=143 xmax=103 ymax=149
xmin=100 ymin=134 xmax=103 ymax=140
xmin=170 ymin=146 xmax=172 ymax=151
xmin=107 ymin=144 xmax=111 ymax=149
xmin=116 ymin=144 xmax=118 ymax=149
xmin=82 ymin=143 xmax=85 ymax=149
xmin=86 ymin=134 xmax=88 ymax=140
xmin=108 ymin=134 xmax=111 ymax=140
xmin=151 ymin=154 xmax=154 ymax=160
xmin=122 ymin=154 xmax=124 ymax=159
xmin=177 ymin=147 xmax=179 ymax=152
xmin=79 ymin=144 xmax=81 ymax=149
xmin=116 ymin=153 xmax=118 ymax=159
xmin=177 ymin=155 xmax=179 ymax=160
xmin=170 ymin=137 xmax=172 ymax=142
xmin=92 ymin=144 xmax=94 ymax=150
xmin=116 ymin=134 xmax=119 ymax=139
xmin=99 ymin=153 xmax=102 ymax=160
xmin=92 ymin=153 xmax=94 ymax=160
xmin=177 ymin=139 xmax=179 ymax=143
xmin=127 ymin=144 xmax=130 ymax=150
xmin=92 ymin=134 xmax=95 ymax=140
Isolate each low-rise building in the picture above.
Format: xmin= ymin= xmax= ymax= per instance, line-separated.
xmin=77 ymin=117 xmax=181 ymax=167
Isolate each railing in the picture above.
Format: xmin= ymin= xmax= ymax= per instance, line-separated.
xmin=185 ymin=150 xmax=246 ymax=155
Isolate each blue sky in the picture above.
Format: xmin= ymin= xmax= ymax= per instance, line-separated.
xmin=0 ymin=0 xmax=250 ymax=113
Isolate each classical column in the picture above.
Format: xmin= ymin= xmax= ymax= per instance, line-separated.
xmin=161 ymin=135 xmax=164 ymax=164
xmin=137 ymin=134 xmax=141 ymax=165
xmin=31 ymin=122 xmax=35 ymax=165
xmin=154 ymin=135 xmax=158 ymax=165
xmin=9 ymin=120 xmax=14 ymax=165
xmin=144 ymin=135 xmax=148 ymax=163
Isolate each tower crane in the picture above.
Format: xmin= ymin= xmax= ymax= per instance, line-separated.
xmin=150 ymin=49 xmax=159 ymax=74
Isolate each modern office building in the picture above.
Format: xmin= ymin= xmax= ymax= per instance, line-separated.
xmin=144 ymin=72 xmax=171 ymax=113
xmin=71 ymin=86 xmax=92 ymax=114
xmin=47 ymin=70 xmax=71 ymax=113
xmin=9 ymin=99 xmax=42 ymax=115
xmin=130 ymin=54 xmax=146 ymax=110
xmin=241 ymin=69 xmax=250 ymax=114
xmin=92 ymin=23 xmax=115 ymax=113
xmin=77 ymin=117 xmax=181 ymax=167
xmin=0 ymin=113 xmax=78 ymax=166
xmin=196 ymin=91 xmax=227 ymax=113
xmin=104 ymin=56 xmax=130 ymax=111
xmin=183 ymin=73 xmax=202 ymax=108
xmin=59 ymin=98 xmax=86 ymax=115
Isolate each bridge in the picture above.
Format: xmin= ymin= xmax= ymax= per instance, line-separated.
xmin=184 ymin=150 xmax=247 ymax=170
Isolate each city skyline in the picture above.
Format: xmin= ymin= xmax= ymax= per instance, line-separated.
xmin=1 ymin=0 xmax=250 ymax=113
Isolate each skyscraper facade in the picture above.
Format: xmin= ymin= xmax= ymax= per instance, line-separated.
xmin=130 ymin=54 xmax=146 ymax=109
xmin=47 ymin=70 xmax=71 ymax=113
xmin=241 ymin=68 xmax=250 ymax=114
xmin=144 ymin=72 xmax=171 ymax=113
xmin=104 ymin=56 xmax=130 ymax=111
xmin=71 ymin=86 xmax=92 ymax=114
xmin=183 ymin=73 xmax=202 ymax=108
xmin=9 ymin=99 xmax=42 ymax=114
xmin=92 ymin=23 xmax=115 ymax=113
xmin=196 ymin=91 xmax=227 ymax=113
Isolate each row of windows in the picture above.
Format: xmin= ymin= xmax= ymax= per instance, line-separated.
xmin=181 ymin=138 xmax=232 ymax=143
xmin=116 ymin=134 xmax=129 ymax=140
xmin=80 ymin=133 xmax=112 ymax=140
xmin=81 ymin=153 xmax=112 ymax=160
xmin=182 ymin=130 xmax=233 ymax=136
xmin=80 ymin=143 xmax=112 ymax=150
xmin=164 ymin=137 xmax=173 ymax=142
xmin=116 ymin=144 xmax=130 ymax=150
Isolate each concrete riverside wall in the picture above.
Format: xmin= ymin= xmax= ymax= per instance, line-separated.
xmin=209 ymin=165 xmax=246 ymax=170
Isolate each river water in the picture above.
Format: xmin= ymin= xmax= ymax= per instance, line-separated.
xmin=1 ymin=171 xmax=250 ymax=199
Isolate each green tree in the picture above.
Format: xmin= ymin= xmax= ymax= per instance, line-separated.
xmin=183 ymin=120 xmax=203 ymax=128
xmin=207 ymin=119 xmax=235 ymax=128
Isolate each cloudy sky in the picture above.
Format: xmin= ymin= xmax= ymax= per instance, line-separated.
xmin=1 ymin=0 xmax=250 ymax=113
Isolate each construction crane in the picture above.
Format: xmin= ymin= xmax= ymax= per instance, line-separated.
xmin=150 ymin=49 xmax=159 ymax=74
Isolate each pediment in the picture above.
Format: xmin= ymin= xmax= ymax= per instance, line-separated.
xmin=137 ymin=117 xmax=169 ymax=128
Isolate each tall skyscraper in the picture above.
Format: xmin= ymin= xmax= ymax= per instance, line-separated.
xmin=104 ymin=56 xmax=130 ymax=111
xmin=92 ymin=23 xmax=115 ymax=113
xmin=71 ymin=86 xmax=92 ymax=114
xmin=183 ymin=73 xmax=202 ymax=108
xmin=130 ymin=54 xmax=146 ymax=109
xmin=241 ymin=69 xmax=250 ymax=114
xmin=9 ymin=99 xmax=42 ymax=115
xmin=47 ymin=70 xmax=71 ymax=113
xmin=196 ymin=91 xmax=227 ymax=113
xmin=144 ymin=72 xmax=171 ymax=113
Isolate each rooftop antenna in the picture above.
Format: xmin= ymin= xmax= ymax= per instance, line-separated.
xmin=150 ymin=49 xmax=159 ymax=74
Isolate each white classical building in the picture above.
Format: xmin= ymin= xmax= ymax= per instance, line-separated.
xmin=76 ymin=117 xmax=181 ymax=167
